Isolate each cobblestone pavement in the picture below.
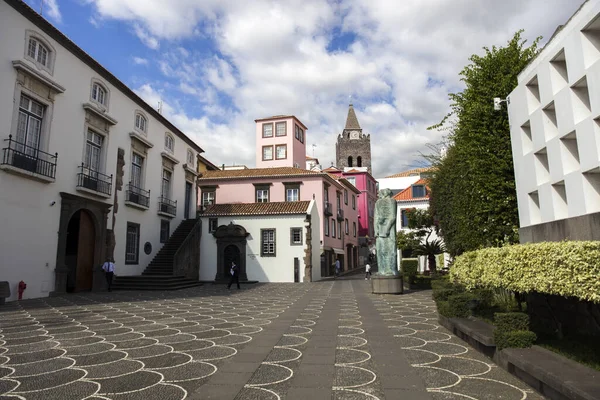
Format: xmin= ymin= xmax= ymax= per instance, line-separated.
xmin=0 ymin=277 xmax=544 ymax=400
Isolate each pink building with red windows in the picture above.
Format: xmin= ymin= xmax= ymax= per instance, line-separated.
xmin=198 ymin=115 xmax=360 ymax=281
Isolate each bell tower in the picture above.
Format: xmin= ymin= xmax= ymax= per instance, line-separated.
xmin=335 ymin=103 xmax=372 ymax=174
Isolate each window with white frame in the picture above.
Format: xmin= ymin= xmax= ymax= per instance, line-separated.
xmin=202 ymin=190 xmax=215 ymax=206
xmin=84 ymin=130 xmax=104 ymax=173
xmin=161 ymin=169 xmax=172 ymax=199
xmin=276 ymin=122 xmax=286 ymax=136
xmin=262 ymin=145 xmax=273 ymax=161
xmin=324 ymin=219 xmax=329 ymax=236
xmin=125 ymin=222 xmax=140 ymax=264
xmin=338 ymin=221 xmax=342 ymax=238
xmin=16 ymin=94 xmax=44 ymax=155
xmin=256 ymin=188 xmax=269 ymax=202
xmin=187 ymin=149 xmax=194 ymax=165
xmin=91 ymin=82 xmax=107 ymax=106
xmin=276 ymin=144 xmax=287 ymax=160
xmin=344 ymin=189 xmax=348 ymax=205
xmin=286 ymin=186 xmax=299 ymax=202
xmin=263 ymin=123 xmax=273 ymax=138
xmin=291 ymin=228 xmax=302 ymax=245
xmin=412 ymin=185 xmax=426 ymax=198
xmin=346 ymin=176 xmax=356 ymax=187
xmin=134 ymin=112 xmax=147 ymax=133
xmin=331 ymin=219 xmax=336 ymax=238
xmin=209 ymin=218 xmax=218 ymax=233
xmin=165 ymin=133 xmax=174 ymax=153
xmin=27 ymin=37 xmax=49 ymax=67
xmin=261 ymin=229 xmax=276 ymax=256
xmin=345 ymin=218 xmax=349 ymax=234
xmin=353 ymin=222 xmax=356 ymax=237
xmin=130 ymin=153 xmax=144 ymax=189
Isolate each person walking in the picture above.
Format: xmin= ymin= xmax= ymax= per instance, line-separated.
xmin=227 ymin=261 xmax=240 ymax=290
xmin=102 ymin=257 xmax=115 ymax=292
xmin=365 ymin=263 xmax=371 ymax=280
xmin=335 ymin=258 xmax=341 ymax=278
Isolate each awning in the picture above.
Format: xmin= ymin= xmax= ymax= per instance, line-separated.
xmin=333 ymin=248 xmax=345 ymax=255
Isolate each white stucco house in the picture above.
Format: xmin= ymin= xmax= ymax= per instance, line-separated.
xmin=199 ymin=201 xmax=321 ymax=283
xmin=377 ymin=167 xmax=433 ymax=196
xmin=0 ymin=0 xmax=206 ymax=300
xmin=507 ymin=0 xmax=600 ymax=243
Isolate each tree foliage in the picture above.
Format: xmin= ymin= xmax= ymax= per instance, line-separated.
xmin=396 ymin=208 xmax=446 ymax=272
xmin=427 ymin=30 xmax=540 ymax=256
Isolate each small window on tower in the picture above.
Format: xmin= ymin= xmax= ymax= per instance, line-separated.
xmin=348 ymin=156 xmax=353 ymax=167
xmin=357 ymin=156 xmax=362 ymax=167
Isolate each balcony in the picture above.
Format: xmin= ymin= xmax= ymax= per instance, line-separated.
xmin=324 ymin=201 xmax=333 ymax=216
xmin=337 ymin=208 xmax=344 ymax=221
xmin=158 ymin=196 xmax=177 ymax=217
xmin=1 ymin=135 xmax=57 ymax=182
xmin=76 ymin=164 xmax=112 ymax=197
xmin=125 ymin=183 xmax=150 ymax=210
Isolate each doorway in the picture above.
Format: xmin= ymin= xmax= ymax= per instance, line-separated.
xmin=223 ymin=244 xmax=240 ymax=277
xmin=294 ymin=257 xmax=300 ymax=282
xmin=184 ymin=181 xmax=192 ymax=219
xmin=65 ymin=210 xmax=95 ymax=292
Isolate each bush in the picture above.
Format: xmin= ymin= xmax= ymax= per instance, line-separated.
xmin=431 ymin=276 xmax=452 ymax=291
xmin=451 ymin=241 xmax=600 ymax=302
xmin=437 ymin=300 xmax=452 ymax=317
xmin=401 ymin=258 xmax=419 ymax=276
xmin=494 ymin=330 xmax=537 ymax=350
xmin=446 ymin=293 xmax=478 ymax=318
xmin=433 ymin=288 xmax=457 ymax=302
xmin=494 ymin=312 xmax=529 ymax=332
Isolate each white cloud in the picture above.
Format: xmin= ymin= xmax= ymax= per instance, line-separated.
xmin=87 ymin=0 xmax=586 ymax=177
xmin=132 ymin=56 xmax=148 ymax=65
xmin=42 ymin=0 xmax=62 ymax=23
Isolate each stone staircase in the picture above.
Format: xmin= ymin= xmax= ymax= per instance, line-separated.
xmin=112 ymin=218 xmax=202 ymax=291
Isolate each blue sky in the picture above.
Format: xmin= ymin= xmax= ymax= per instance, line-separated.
xmin=24 ymin=0 xmax=585 ymax=177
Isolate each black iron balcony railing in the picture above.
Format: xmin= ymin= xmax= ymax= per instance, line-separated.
xmin=158 ymin=196 xmax=177 ymax=216
xmin=77 ymin=164 xmax=112 ymax=196
xmin=126 ymin=183 xmax=150 ymax=208
xmin=337 ymin=207 xmax=344 ymax=221
xmin=1 ymin=135 xmax=57 ymax=179
xmin=324 ymin=201 xmax=333 ymax=216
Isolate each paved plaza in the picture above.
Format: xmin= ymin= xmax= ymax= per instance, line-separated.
xmin=0 ymin=276 xmax=543 ymax=400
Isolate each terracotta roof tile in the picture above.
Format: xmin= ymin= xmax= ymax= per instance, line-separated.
xmin=393 ymin=179 xmax=430 ymax=201
xmin=199 ymin=167 xmax=321 ymax=180
xmin=201 ymin=201 xmax=311 ymax=216
xmin=385 ymin=167 xmax=433 ymax=178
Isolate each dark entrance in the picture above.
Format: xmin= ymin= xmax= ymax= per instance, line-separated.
xmin=65 ymin=210 xmax=96 ymax=292
xmin=184 ymin=181 xmax=192 ymax=219
xmin=294 ymin=257 xmax=300 ymax=282
xmin=347 ymin=245 xmax=353 ymax=270
xmin=213 ymin=222 xmax=249 ymax=282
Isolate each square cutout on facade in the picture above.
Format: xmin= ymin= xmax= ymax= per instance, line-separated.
xmin=528 ymin=190 xmax=541 ymax=225
xmin=534 ymin=148 xmax=550 ymax=185
xmin=542 ymin=102 xmax=559 ymax=141
xmin=550 ymin=49 xmax=569 ymax=93
xmin=551 ymin=181 xmax=568 ymax=220
xmin=559 ymin=131 xmax=580 ymax=174
xmin=521 ymin=121 xmax=533 ymax=155
xmin=571 ymin=76 xmax=592 ymax=123
xmin=581 ymin=15 xmax=600 ymax=68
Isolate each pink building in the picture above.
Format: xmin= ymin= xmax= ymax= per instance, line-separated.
xmin=198 ymin=116 xmax=361 ymax=276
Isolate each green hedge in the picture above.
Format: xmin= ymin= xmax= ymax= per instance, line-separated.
xmin=433 ymin=288 xmax=457 ymax=302
xmin=495 ymin=312 xmax=529 ymax=332
xmin=401 ymin=259 xmax=419 ymax=276
xmin=447 ymin=293 xmax=477 ymax=318
xmin=451 ymin=241 xmax=600 ymax=302
xmin=431 ymin=276 xmax=453 ymax=291
xmin=494 ymin=330 xmax=537 ymax=350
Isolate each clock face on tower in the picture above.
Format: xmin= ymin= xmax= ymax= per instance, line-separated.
xmin=350 ymin=131 xmax=360 ymax=139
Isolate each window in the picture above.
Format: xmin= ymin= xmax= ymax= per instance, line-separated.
xmin=336 ymin=192 xmax=341 ymax=209
xmin=353 ymin=222 xmax=357 ymax=237
xmin=276 ymin=144 xmax=287 ymax=160
xmin=27 ymin=37 xmax=48 ymax=67
xmin=324 ymin=186 xmax=329 ymax=202
xmin=346 ymin=177 xmax=356 ymax=187
xmin=263 ymin=123 xmax=273 ymax=138
xmin=202 ymin=190 xmax=215 ymax=206
xmin=209 ymin=218 xmax=218 ymax=233
xmin=291 ymin=228 xmax=302 ymax=245
xmin=135 ymin=112 xmax=147 ymax=133
xmin=161 ymin=169 xmax=172 ymax=199
xmin=261 ymin=229 xmax=276 ymax=256
xmin=262 ymin=145 xmax=273 ymax=161
xmin=187 ymin=149 xmax=194 ymax=165
xmin=331 ymin=219 xmax=336 ymax=238
xmin=131 ymin=153 xmax=144 ymax=189
xmin=338 ymin=221 xmax=342 ymax=238
xmin=160 ymin=220 xmax=170 ymax=243
xmin=401 ymin=209 xmax=409 ymax=228
xmin=357 ymin=156 xmax=362 ymax=167
xmin=324 ymin=219 xmax=329 ymax=236
xmin=295 ymin=124 xmax=304 ymax=143
xmin=352 ymin=195 xmax=356 ymax=210
xmin=256 ymin=188 xmax=269 ymax=202
xmin=165 ymin=133 xmax=174 ymax=153
xmin=344 ymin=189 xmax=348 ymax=205
xmin=16 ymin=94 xmax=44 ymax=155
xmin=84 ymin=130 xmax=104 ymax=172
xmin=286 ymin=187 xmax=299 ymax=202
xmin=276 ymin=122 xmax=286 ymax=136
xmin=344 ymin=219 xmax=348 ymax=234
xmin=412 ymin=185 xmax=426 ymax=198
xmin=125 ymin=222 xmax=140 ymax=264
xmin=348 ymin=156 xmax=353 ymax=167
xmin=91 ymin=82 xmax=107 ymax=106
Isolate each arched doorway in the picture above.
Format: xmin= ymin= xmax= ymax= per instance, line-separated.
xmin=348 ymin=156 xmax=353 ymax=167
xmin=65 ymin=210 xmax=95 ymax=292
xmin=224 ymin=244 xmax=240 ymax=272
xmin=213 ymin=222 xmax=249 ymax=282
xmin=357 ymin=156 xmax=362 ymax=167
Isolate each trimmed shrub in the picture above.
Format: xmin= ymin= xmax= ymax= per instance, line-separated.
xmin=494 ymin=330 xmax=537 ymax=350
xmin=446 ymin=293 xmax=478 ymax=318
xmin=495 ymin=312 xmax=529 ymax=332
xmin=433 ymin=288 xmax=457 ymax=302
xmin=402 ymin=258 xmax=419 ymax=276
xmin=437 ymin=300 xmax=452 ymax=317
xmin=431 ymin=276 xmax=452 ymax=291
xmin=450 ymin=241 xmax=600 ymax=302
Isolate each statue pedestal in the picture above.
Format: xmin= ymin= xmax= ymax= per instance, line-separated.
xmin=371 ymin=274 xmax=403 ymax=295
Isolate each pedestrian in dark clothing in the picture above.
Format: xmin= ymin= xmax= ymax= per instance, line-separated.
xmin=102 ymin=257 xmax=115 ymax=292
xmin=227 ymin=261 xmax=240 ymax=289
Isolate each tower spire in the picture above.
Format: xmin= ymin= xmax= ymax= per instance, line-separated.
xmin=344 ymin=103 xmax=361 ymax=131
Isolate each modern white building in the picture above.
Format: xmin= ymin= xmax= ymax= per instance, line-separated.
xmin=507 ymin=0 xmax=600 ymax=242
xmin=199 ymin=201 xmax=321 ymax=283
xmin=0 ymin=0 xmax=206 ymax=300
xmin=377 ymin=167 xmax=433 ymax=197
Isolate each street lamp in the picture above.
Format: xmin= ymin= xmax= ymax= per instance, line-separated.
xmin=493 ymin=97 xmax=509 ymax=111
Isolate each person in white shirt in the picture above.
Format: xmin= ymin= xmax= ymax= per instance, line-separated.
xmin=365 ymin=263 xmax=371 ymax=280
xmin=102 ymin=257 xmax=115 ymax=292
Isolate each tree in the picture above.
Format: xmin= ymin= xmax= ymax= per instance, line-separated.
xmin=397 ymin=208 xmax=446 ymax=273
xmin=427 ymin=30 xmax=540 ymax=257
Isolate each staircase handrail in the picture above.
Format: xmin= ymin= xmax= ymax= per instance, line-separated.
xmin=173 ymin=218 xmax=202 ymax=279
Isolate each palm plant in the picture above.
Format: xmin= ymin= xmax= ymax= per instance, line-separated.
xmin=413 ymin=238 xmax=446 ymax=273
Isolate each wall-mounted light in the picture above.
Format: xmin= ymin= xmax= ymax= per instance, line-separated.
xmin=50 ymin=201 xmax=56 ymax=206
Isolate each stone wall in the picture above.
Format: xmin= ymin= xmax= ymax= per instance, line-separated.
xmin=335 ymin=132 xmax=372 ymax=174
xmin=519 ymin=212 xmax=600 ymax=243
